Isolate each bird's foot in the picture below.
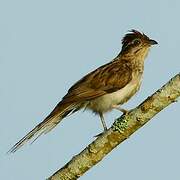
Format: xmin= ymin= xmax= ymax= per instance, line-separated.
xmin=94 ymin=128 xmax=107 ymax=137
xmin=112 ymin=105 xmax=129 ymax=114
xmin=94 ymin=131 xmax=106 ymax=137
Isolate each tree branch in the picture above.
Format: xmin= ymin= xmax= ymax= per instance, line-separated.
xmin=48 ymin=73 xmax=180 ymax=180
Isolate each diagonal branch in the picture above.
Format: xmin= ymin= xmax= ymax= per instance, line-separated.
xmin=48 ymin=73 xmax=180 ymax=180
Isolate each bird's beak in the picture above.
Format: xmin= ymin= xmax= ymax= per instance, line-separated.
xmin=149 ymin=39 xmax=158 ymax=45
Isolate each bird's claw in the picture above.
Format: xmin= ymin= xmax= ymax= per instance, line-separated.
xmin=94 ymin=129 xmax=107 ymax=137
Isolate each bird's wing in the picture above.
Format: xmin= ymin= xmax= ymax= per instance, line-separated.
xmin=62 ymin=59 xmax=132 ymax=103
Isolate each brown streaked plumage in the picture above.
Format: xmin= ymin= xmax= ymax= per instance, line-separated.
xmin=9 ymin=29 xmax=158 ymax=153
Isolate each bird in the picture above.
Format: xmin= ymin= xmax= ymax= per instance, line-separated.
xmin=9 ymin=29 xmax=158 ymax=153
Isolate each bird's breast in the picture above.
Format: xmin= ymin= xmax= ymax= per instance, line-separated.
xmin=87 ymin=74 xmax=142 ymax=113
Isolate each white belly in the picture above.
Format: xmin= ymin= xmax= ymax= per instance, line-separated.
xmin=87 ymin=77 xmax=142 ymax=113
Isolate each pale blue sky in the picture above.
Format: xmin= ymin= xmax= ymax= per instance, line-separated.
xmin=0 ymin=0 xmax=179 ymax=179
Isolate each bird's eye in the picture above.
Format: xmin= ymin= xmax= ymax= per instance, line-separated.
xmin=132 ymin=39 xmax=141 ymax=45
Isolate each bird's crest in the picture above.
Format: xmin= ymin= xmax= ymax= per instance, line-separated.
xmin=122 ymin=29 xmax=149 ymax=46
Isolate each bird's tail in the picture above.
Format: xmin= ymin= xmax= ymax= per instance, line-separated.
xmin=8 ymin=101 xmax=77 ymax=153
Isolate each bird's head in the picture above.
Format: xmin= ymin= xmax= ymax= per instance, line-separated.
xmin=120 ymin=30 xmax=158 ymax=57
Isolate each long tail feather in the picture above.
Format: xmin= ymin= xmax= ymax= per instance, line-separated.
xmin=8 ymin=102 xmax=77 ymax=153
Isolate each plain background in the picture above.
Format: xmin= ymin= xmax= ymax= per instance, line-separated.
xmin=0 ymin=0 xmax=179 ymax=179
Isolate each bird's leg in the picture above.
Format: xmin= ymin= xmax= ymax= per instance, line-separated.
xmin=99 ymin=112 xmax=107 ymax=131
xmin=112 ymin=105 xmax=129 ymax=114
xmin=94 ymin=113 xmax=107 ymax=137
